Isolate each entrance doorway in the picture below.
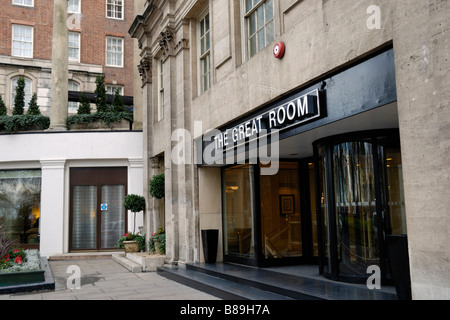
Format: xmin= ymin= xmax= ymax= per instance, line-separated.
xmin=222 ymin=160 xmax=318 ymax=267
xmin=69 ymin=167 xmax=127 ymax=251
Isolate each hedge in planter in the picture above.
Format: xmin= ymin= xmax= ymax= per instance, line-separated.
xmin=0 ymin=115 xmax=50 ymax=133
xmin=66 ymin=111 xmax=133 ymax=129
xmin=149 ymin=174 xmax=165 ymax=199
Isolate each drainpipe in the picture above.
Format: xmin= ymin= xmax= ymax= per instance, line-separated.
xmin=48 ymin=0 xmax=68 ymax=131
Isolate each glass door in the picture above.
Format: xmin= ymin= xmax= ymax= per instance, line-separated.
xmin=260 ymin=162 xmax=302 ymax=262
xmin=100 ymin=185 xmax=126 ymax=249
xmin=70 ymin=168 xmax=127 ymax=252
xmin=314 ymin=130 xmax=407 ymax=283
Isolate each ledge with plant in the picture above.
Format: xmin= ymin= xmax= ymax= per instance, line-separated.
xmin=0 ymin=78 xmax=50 ymax=133
xmin=66 ymin=75 xmax=133 ymax=130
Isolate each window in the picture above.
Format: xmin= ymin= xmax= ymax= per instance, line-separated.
xmin=68 ymin=32 xmax=80 ymax=62
xmin=68 ymin=80 xmax=80 ymax=114
xmin=245 ymin=0 xmax=274 ymax=58
xmin=199 ymin=12 xmax=211 ymax=93
xmin=11 ymin=77 xmax=32 ymax=109
xmin=157 ymin=60 xmax=164 ymax=121
xmin=106 ymin=0 xmax=123 ymax=19
xmin=12 ymin=25 xmax=33 ymax=58
xmin=12 ymin=0 xmax=33 ymax=7
xmin=68 ymin=0 xmax=81 ymax=13
xmin=106 ymin=85 xmax=123 ymax=96
xmin=106 ymin=37 xmax=123 ymax=67
xmin=0 ymin=170 xmax=41 ymax=248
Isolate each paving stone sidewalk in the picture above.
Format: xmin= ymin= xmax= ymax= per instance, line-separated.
xmin=0 ymin=258 xmax=220 ymax=300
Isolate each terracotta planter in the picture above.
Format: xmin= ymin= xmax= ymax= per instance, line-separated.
xmin=123 ymin=240 xmax=139 ymax=253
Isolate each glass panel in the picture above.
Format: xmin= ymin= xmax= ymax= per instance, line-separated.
xmin=72 ymin=186 xmax=97 ymax=250
xmin=333 ymin=142 xmax=379 ymax=278
xmin=260 ymin=162 xmax=302 ymax=260
xmin=266 ymin=21 xmax=275 ymax=44
xmin=265 ymin=0 xmax=274 ymax=22
xmin=317 ymin=146 xmax=330 ymax=273
xmin=384 ymin=148 xmax=406 ymax=235
xmin=100 ymin=185 xmax=125 ymax=249
xmin=257 ymin=29 xmax=265 ymax=52
xmin=223 ymin=165 xmax=255 ymax=259
xmin=0 ymin=170 xmax=41 ymax=247
xmin=256 ymin=5 xmax=264 ymax=30
xmin=249 ymin=36 xmax=257 ymax=57
xmin=308 ymin=162 xmax=319 ymax=257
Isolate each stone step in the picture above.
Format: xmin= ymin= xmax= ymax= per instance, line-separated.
xmin=111 ymin=253 xmax=142 ymax=273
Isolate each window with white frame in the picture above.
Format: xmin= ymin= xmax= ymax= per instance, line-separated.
xmin=157 ymin=60 xmax=164 ymax=121
xmin=68 ymin=80 xmax=80 ymax=114
xmin=106 ymin=0 xmax=123 ymax=19
xmin=12 ymin=0 xmax=33 ymax=7
xmin=68 ymin=32 xmax=80 ymax=62
xmin=11 ymin=77 xmax=32 ymax=109
xmin=12 ymin=25 xmax=33 ymax=58
xmin=106 ymin=85 xmax=123 ymax=96
xmin=245 ymin=0 xmax=274 ymax=58
xmin=199 ymin=12 xmax=211 ymax=93
xmin=106 ymin=37 xmax=123 ymax=67
xmin=68 ymin=0 xmax=81 ymax=13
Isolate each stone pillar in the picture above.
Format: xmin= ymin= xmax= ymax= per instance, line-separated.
xmin=49 ymin=0 xmax=68 ymax=131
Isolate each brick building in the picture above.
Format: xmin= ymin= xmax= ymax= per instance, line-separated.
xmin=0 ymin=0 xmax=135 ymax=116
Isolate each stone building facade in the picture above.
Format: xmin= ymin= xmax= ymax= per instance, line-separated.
xmin=131 ymin=0 xmax=450 ymax=299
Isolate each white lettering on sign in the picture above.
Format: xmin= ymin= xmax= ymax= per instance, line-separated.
xmin=214 ymin=89 xmax=321 ymax=150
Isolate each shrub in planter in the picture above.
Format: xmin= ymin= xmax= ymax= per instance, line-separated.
xmin=77 ymin=92 xmax=92 ymax=115
xmin=124 ymin=194 xmax=145 ymax=234
xmin=149 ymin=174 xmax=165 ymax=199
xmin=0 ymin=114 xmax=50 ymax=133
xmin=26 ymin=93 xmax=41 ymax=116
xmin=95 ymin=75 xmax=108 ymax=113
xmin=12 ymin=77 xmax=25 ymax=115
xmin=149 ymin=228 xmax=165 ymax=255
xmin=0 ymin=96 xmax=6 ymax=116
xmin=115 ymin=232 xmax=146 ymax=252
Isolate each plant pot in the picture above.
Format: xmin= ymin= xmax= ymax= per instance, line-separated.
xmin=123 ymin=240 xmax=139 ymax=253
xmin=201 ymin=229 xmax=219 ymax=264
xmin=153 ymin=240 xmax=164 ymax=255
xmin=0 ymin=270 xmax=45 ymax=287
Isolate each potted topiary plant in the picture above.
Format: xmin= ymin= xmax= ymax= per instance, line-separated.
xmin=120 ymin=194 xmax=146 ymax=253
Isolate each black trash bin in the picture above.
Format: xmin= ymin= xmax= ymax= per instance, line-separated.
xmin=386 ymin=234 xmax=412 ymax=300
xmin=201 ymin=229 xmax=219 ymax=264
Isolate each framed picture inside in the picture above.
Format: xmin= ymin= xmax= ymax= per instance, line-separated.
xmin=279 ymin=194 xmax=295 ymax=215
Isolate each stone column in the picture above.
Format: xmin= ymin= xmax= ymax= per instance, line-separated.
xmin=49 ymin=0 xmax=68 ymax=131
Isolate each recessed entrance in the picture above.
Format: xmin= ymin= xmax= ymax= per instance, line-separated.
xmin=222 ymin=160 xmax=319 ymax=267
xmin=69 ymin=167 xmax=127 ymax=252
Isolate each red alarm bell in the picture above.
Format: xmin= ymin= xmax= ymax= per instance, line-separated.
xmin=273 ymin=42 xmax=285 ymax=59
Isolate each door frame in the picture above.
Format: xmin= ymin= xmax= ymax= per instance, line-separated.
xmin=69 ymin=167 xmax=128 ymax=252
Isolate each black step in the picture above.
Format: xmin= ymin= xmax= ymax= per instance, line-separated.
xmin=157 ymin=264 xmax=295 ymax=300
xmin=158 ymin=263 xmax=398 ymax=300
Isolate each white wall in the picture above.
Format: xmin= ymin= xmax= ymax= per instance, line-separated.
xmin=0 ymin=131 xmax=143 ymax=257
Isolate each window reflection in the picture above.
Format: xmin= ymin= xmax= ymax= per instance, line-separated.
xmin=260 ymin=162 xmax=302 ymax=260
xmin=223 ymin=165 xmax=255 ymax=258
xmin=0 ymin=170 xmax=41 ymax=248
